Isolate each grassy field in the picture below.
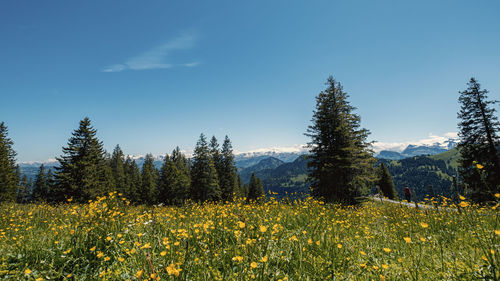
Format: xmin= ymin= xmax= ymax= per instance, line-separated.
xmin=0 ymin=193 xmax=498 ymax=280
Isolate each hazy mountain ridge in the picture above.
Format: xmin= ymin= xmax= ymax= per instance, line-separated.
xmin=377 ymin=138 xmax=458 ymax=160
xmin=239 ymin=157 xmax=285 ymax=183
xmin=234 ymin=151 xmax=305 ymax=169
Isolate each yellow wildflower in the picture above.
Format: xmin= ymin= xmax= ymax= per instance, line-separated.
xmin=232 ymin=256 xmax=243 ymax=262
xmin=459 ymin=201 xmax=469 ymax=208
xmin=250 ymin=262 xmax=258 ymax=269
xmin=404 ymin=237 xmax=412 ymax=243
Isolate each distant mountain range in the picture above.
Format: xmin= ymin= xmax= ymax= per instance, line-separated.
xmin=17 ymin=139 xmax=460 ymax=197
xmin=234 ymin=151 xmax=306 ymax=169
xmin=376 ymin=138 xmax=458 ymax=160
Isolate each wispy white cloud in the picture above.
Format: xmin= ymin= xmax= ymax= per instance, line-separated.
xmin=372 ymin=132 xmax=458 ymax=153
xmin=102 ymin=32 xmax=198 ymax=72
xmin=234 ymin=145 xmax=308 ymax=155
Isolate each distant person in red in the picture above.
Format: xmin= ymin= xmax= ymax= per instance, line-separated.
xmin=404 ymin=187 xmax=411 ymax=202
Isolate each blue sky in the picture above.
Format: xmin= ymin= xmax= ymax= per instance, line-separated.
xmin=1 ymin=0 xmax=499 ymax=162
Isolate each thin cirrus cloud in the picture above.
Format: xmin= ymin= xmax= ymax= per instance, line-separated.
xmin=102 ymin=32 xmax=199 ymax=72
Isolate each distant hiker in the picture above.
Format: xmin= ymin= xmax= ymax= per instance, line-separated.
xmin=404 ymin=187 xmax=411 ymax=202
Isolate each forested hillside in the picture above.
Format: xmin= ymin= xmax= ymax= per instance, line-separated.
xmin=237 ymin=149 xmax=462 ymax=201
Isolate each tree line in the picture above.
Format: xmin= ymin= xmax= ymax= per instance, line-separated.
xmin=1 ymin=77 xmax=498 ymax=205
xmin=0 ymin=118 xmax=264 ymax=204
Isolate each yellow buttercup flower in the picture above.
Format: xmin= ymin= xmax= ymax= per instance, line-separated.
xmin=24 ymin=268 xmax=32 ymax=275
xmin=420 ymin=222 xmax=428 ymax=228
xmin=259 ymin=225 xmax=267 ymax=233
xmin=232 ymin=256 xmax=243 ymax=262
xmin=383 ymin=248 xmax=391 ymax=253
xmin=404 ymin=237 xmax=412 ymax=243
xmin=250 ymin=262 xmax=258 ymax=269
xmin=459 ymin=201 xmax=469 ymax=208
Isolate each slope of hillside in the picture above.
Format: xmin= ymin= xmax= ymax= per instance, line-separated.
xmin=429 ymin=147 xmax=460 ymax=169
xmin=380 ymin=150 xmax=459 ymax=201
xmin=239 ymin=157 xmax=285 ymax=183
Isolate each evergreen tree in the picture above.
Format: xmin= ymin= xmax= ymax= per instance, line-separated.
xmin=158 ymin=147 xmax=191 ymax=204
xmin=124 ymin=157 xmax=141 ymax=203
xmin=305 ymin=77 xmax=376 ymax=204
xmin=171 ymin=147 xmax=191 ymax=201
xmin=377 ymin=163 xmax=398 ymax=199
xmin=17 ymin=174 xmax=30 ymax=203
xmin=190 ymin=134 xmax=221 ymax=202
xmin=247 ymin=172 xmax=264 ymax=202
xmin=158 ymin=155 xmax=174 ymax=204
xmin=219 ymin=136 xmax=238 ymax=201
xmin=32 ymin=164 xmax=49 ymax=201
xmin=110 ymin=145 xmax=127 ymax=195
xmin=0 ymin=122 xmax=18 ymax=202
xmin=46 ymin=168 xmax=55 ymax=202
xmin=140 ymin=154 xmax=158 ymax=204
xmin=457 ymin=78 xmax=500 ymax=202
xmin=235 ymin=174 xmax=245 ymax=198
xmin=54 ymin=117 xmax=111 ymax=202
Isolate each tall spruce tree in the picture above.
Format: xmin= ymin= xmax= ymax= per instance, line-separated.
xmin=17 ymin=174 xmax=30 ymax=203
xmin=110 ymin=145 xmax=127 ymax=195
xmin=46 ymin=168 xmax=55 ymax=202
xmin=190 ymin=134 xmax=221 ymax=202
xmin=140 ymin=154 xmax=158 ymax=204
xmin=0 ymin=122 xmax=18 ymax=202
xmin=457 ymin=78 xmax=500 ymax=202
xmin=54 ymin=117 xmax=111 ymax=202
xmin=32 ymin=164 xmax=49 ymax=201
xmin=377 ymin=163 xmax=398 ymax=200
xmin=247 ymin=172 xmax=264 ymax=202
xmin=124 ymin=157 xmax=141 ymax=203
xmin=219 ymin=136 xmax=238 ymax=201
xmin=305 ymin=77 xmax=375 ymax=204
xmin=158 ymin=155 xmax=174 ymax=204
xmin=158 ymin=147 xmax=190 ymax=204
